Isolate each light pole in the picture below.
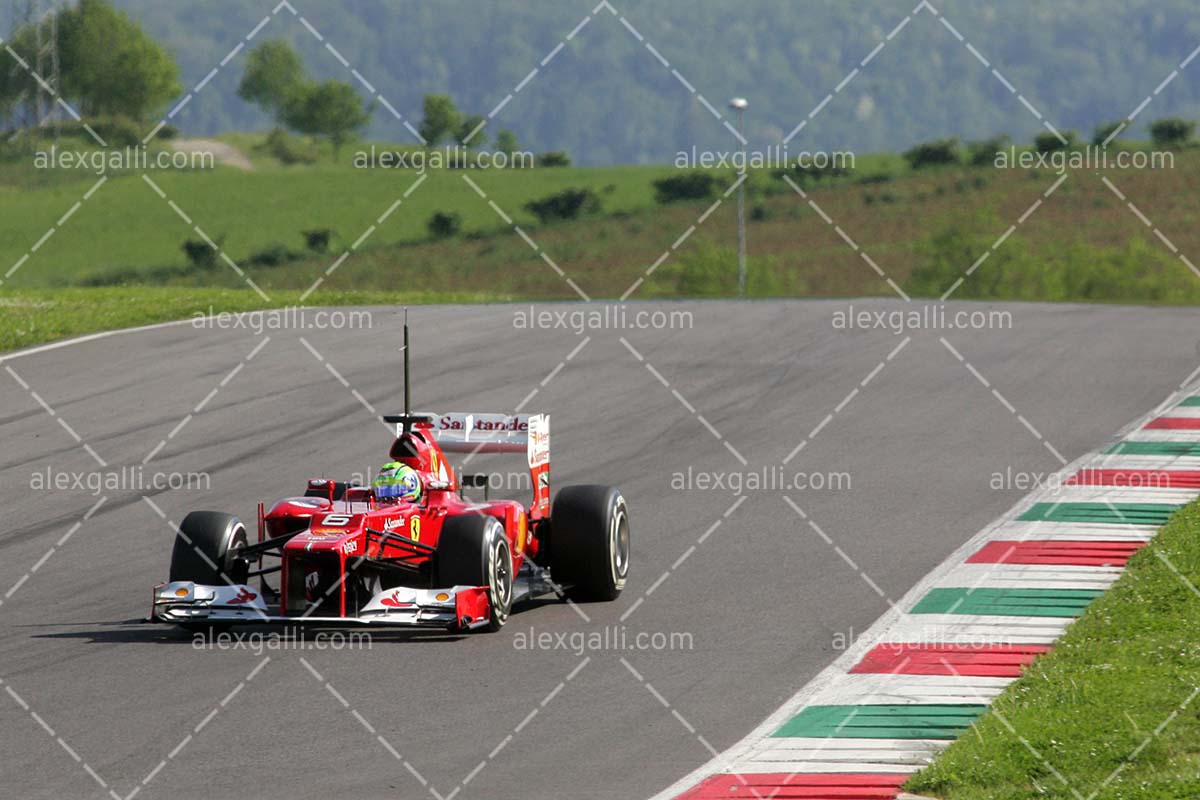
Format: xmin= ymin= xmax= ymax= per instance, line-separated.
xmin=729 ymin=97 xmax=748 ymax=298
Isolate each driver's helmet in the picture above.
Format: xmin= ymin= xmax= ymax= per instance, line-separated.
xmin=373 ymin=461 xmax=422 ymax=503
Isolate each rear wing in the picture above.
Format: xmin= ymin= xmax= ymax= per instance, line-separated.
xmin=396 ymin=413 xmax=551 ymax=517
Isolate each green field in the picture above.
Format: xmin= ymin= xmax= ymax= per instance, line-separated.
xmin=4 ymin=132 xmax=1200 ymax=352
xmin=905 ymin=500 xmax=1200 ymax=800
xmin=0 ymin=135 xmax=678 ymax=288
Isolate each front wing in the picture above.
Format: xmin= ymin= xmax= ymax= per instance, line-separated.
xmin=150 ymin=581 xmax=493 ymax=630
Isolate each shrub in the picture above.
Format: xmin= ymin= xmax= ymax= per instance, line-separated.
xmin=262 ymin=127 xmax=318 ymax=165
xmin=247 ymin=243 xmax=299 ymax=267
xmin=1149 ymin=117 xmax=1195 ymax=149
xmin=303 ymin=229 xmax=333 ymax=253
xmin=1092 ymin=120 xmax=1125 ymax=146
xmin=903 ymin=138 xmax=961 ymax=169
xmin=427 ymin=211 xmax=462 ymax=239
xmin=653 ymin=243 xmax=785 ymax=298
xmin=966 ymin=135 xmax=1010 ymax=166
xmin=653 ymin=172 xmax=718 ymax=204
xmin=60 ymin=115 xmax=142 ymax=147
xmin=774 ymin=162 xmax=852 ymax=187
xmin=182 ymin=239 xmax=218 ymax=270
xmin=524 ymin=188 xmax=600 ymax=223
xmin=156 ymin=124 xmax=180 ymax=140
xmin=905 ymin=213 xmax=1200 ymax=303
xmin=537 ymin=150 xmax=571 ymax=167
xmin=1034 ymin=130 xmax=1076 ymax=154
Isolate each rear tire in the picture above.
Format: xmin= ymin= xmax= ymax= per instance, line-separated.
xmin=436 ymin=515 xmax=513 ymax=632
xmin=169 ymin=511 xmax=249 ymax=586
xmin=550 ymin=485 xmax=629 ymax=601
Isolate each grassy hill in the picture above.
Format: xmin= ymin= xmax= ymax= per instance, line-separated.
xmin=5 ymin=132 xmax=1199 ymax=300
xmin=3 ymin=130 xmax=1200 ymax=352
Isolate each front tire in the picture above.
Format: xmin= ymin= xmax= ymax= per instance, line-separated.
xmin=169 ymin=511 xmax=249 ymax=586
xmin=550 ymin=485 xmax=629 ymax=601
xmin=436 ymin=515 xmax=513 ymax=632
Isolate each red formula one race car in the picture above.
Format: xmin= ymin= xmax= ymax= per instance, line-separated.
xmin=149 ymin=323 xmax=629 ymax=633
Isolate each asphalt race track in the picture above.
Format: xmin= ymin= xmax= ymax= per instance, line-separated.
xmin=1 ymin=300 xmax=1197 ymax=800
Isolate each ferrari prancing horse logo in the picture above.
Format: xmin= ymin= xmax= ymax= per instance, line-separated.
xmin=410 ymin=516 xmax=421 ymax=542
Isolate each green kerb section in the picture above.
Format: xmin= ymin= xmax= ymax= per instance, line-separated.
xmin=1106 ymin=440 xmax=1200 ymax=456
xmin=1178 ymin=396 xmax=1200 ymax=406
xmin=911 ymin=587 xmax=1103 ymax=617
xmin=773 ymin=704 xmax=988 ymax=740
xmin=1017 ymin=502 xmax=1178 ymax=525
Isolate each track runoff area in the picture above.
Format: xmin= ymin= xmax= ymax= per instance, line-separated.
xmin=653 ymin=388 xmax=1200 ymax=800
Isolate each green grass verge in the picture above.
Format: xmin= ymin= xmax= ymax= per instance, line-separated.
xmin=0 ymin=287 xmax=497 ymax=354
xmin=905 ymin=500 xmax=1200 ymax=800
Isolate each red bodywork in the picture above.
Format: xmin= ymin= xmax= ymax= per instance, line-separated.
xmin=259 ymin=417 xmax=546 ymax=618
